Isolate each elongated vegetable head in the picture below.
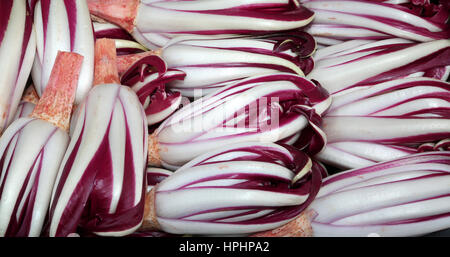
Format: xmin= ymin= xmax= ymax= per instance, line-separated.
xmin=0 ymin=118 xmax=70 ymax=237
xmin=149 ymin=73 xmax=331 ymax=169
xmin=88 ymin=0 xmax=316 ymax=50
xmin=307 ymin=39 xmax=450 ymax=94
xmin=301 ymin=0 xmax=449 ymax=44
xmin=142 ymin=142 xmax=325 ymax=235
xmin=0 ymin=51 xmax=82 ymax=237
xmin=316 ymin=77 xmax=450 ymax=169
xmin=161 ymin=32 xmax=316 ymax=97
xmin=47 ymin=40 xmax=148 ymax=237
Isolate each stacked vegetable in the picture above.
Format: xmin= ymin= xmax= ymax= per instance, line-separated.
xmin=0 ymin=0 xmax=448 ymax=237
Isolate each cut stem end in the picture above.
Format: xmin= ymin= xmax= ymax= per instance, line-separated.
xmin=148 ymin=133 xmax=162 ymax=167
xmin=94 ymin=38 xmax=120 ymax=86
xmin=140 ymin=188 xmax=160 ymax=231
xmin=22 ymin=85 xmax=40 ymax=105
xmin=30 ymin=51 xmax=83 ymax=132
xmin=87 ymin=0 xmax=139 ymax=33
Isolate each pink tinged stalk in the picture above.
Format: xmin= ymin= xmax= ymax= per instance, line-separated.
xmin=140 ymin=142 xmax=325 ymax=235
xmin=67 ymin=39 xmax=120 ymax=136
xmin=121 ymin=55 xmax=186 ymax=126
xmin=87 ymin=0 xmax=315 ymax=50
xmin=160 ymin=32 xmax=316 ymax=97
xmin=301 ymin=0 xmax=449 ymax=43
xmin=307 ymin=39 xmax=450 ymax=94
xmin=32 ymin=0 xmax=95 ymax=104
xmin=13 ymin=86 xmax=40 ymax=122
xmin=47 ymin=39 xmax=148 ymax=237
xmin=316 ymin=77 xmax=450 ymax=169
xmin=148 ymin=73 xmax=332 ymax=170
xmin=0 ymin=0 xmax=36 ymax=135
xmin=92 ymin=39 xmax=121 ymax=86
xmin=0 ymin=51 xmax=83 ymax=237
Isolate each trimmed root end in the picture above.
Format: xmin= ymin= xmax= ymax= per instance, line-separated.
xmin=30 ymin=51 xmax=83 ymax=132
xmin=87 ymin=0 xmax=139 ymax=33
xmin=94 ymin=38 xmax=120 ymax=86
xmin=140 ymin=188 xmax=160 ymax=231
xmin=22 ymin=85 xmax=40 ymax=105
xmin=251 ymin=209 xmax=316 ymax=237
xmin=148 ymin=133 xmax=162 ymax=167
